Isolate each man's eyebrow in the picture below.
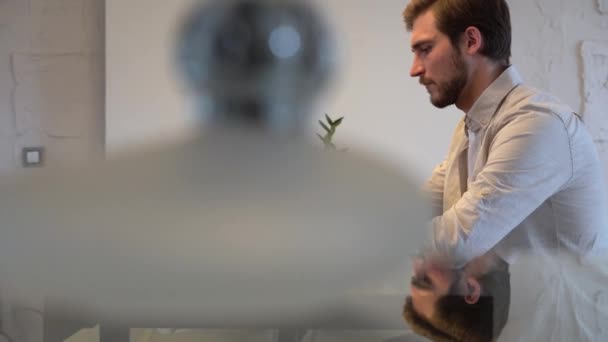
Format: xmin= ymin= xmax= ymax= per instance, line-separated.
xmin=411 ymin=274 xmax=434 ymax=290
xmin=411 ymin=39 xmax=433 ymax=51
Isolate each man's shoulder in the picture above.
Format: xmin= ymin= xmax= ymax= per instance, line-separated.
xmin=494 ymin=84 xmax=576 ymax=127
xmin=505 ymin=84 xmax=570 ymax=112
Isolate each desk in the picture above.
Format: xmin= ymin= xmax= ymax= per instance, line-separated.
xmin=43 ymin=295 xmax=409 ymax=342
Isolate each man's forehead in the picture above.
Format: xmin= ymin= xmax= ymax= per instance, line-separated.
xmin=409 ymin=10 xmax=439 ymax=47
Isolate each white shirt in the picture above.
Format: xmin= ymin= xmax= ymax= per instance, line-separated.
xmin=424 ymin=66 xmax=608 ymax=267
xmin=499 ymin=251 xmax=608 ymax=341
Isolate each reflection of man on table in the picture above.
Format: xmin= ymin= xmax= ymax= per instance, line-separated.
xmin=400 ymin=0 xmax=608 ymax=340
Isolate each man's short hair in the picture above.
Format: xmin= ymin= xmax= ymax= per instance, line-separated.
xmin=403 ymin=0 xmax=512 ymax=65
xmin=403 ymin=260 xmax=510 ymax=342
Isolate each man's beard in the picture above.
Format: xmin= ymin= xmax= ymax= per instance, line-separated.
xmin=428 ymin=50 xmax=468 ymax=108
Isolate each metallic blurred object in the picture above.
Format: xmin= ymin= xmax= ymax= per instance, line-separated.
xmin=0 ymin=0 xmax=427 ymax=334
xmin=176 ymin=0 xmax=335 ymax=136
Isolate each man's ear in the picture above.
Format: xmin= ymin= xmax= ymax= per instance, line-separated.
xmin=464 ymin=277 xmax=481 ymax=304
xmin=462 ymin=26 xmax=483 ymax=55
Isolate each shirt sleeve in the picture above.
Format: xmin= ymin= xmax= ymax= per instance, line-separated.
xmin=422 ymin=160 xmax=447 ymax=218
xmin=431 ymin=110 xmax=574 ymax=267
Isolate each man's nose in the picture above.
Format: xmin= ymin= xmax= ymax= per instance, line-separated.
xmin=410 ymin=56 xmax=424 ymax=78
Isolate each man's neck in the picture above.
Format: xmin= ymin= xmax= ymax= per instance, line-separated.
xmin=456 ymin=61 xmax=508 ymax=114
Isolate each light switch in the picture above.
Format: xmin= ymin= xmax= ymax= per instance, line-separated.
xmin=26 ymin=150 xmax=40 ymax=164
xmin=22 ymin=147 xmax=44 ymax=167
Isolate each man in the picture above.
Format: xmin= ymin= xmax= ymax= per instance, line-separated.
xmin=400 ymin=0 xmax=608 ymax=340
xmin=404 ymin=252 xmax=510 ymax=342
xmin=405 ymin=0 xmax=607 ymax=266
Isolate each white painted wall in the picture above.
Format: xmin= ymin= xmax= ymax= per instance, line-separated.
xmin=0 ymin=0 xmax=104 ymax=173
xmin=105 ymin=0 xmax=608 ymax=184
xmin=105 ymin=0 xmax=199 ymax=154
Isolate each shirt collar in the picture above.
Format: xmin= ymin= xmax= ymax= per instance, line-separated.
xmin=465 ymin=65 xmax=523 ymax=133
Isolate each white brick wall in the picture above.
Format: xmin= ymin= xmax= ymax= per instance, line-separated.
xmin=0 ymin=0 xmax=104 ymax=173
xmin=510 ymin=0 xmax=608 ymax=184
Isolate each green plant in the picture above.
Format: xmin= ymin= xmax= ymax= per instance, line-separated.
xmin=317 ymin=114 xmax=345 ymax=151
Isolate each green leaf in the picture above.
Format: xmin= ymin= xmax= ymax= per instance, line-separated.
xmin=319 ymin=121 xmax=331 ymax=133
xmin=318 ymin=113 xmax=348 ymax=152
xmin=317 ymin=133 xmax=330 ymax=145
